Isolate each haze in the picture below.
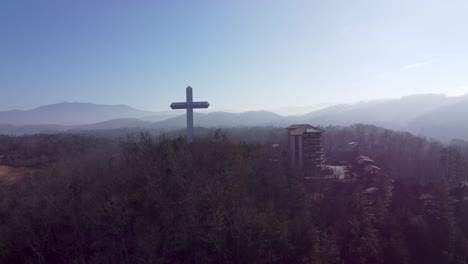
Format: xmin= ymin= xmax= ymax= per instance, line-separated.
xmin=4 ymin=2 xmax=468 ymax=263
xmin=2 ymin=0 xmax=468 ymax=112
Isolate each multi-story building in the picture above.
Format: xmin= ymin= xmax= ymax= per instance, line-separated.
xmin=287 ymin=124 xmax=324 ymax=176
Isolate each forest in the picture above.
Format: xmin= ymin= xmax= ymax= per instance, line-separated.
xmin=0 ymin=124 xmax=467 ymax=263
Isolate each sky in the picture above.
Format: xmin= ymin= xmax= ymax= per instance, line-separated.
xmin=2 ymin=0 xmax=468 ymax=112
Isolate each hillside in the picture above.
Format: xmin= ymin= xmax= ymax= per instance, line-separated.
xmin=300 ymin=94 xmax=458 ymax=128
xmin=75 ymin=118 xmax=153 ymax=131
xmin=0 ymin=102 xmax=157 ymax=125
xmin=152 ymin=111 xmax=287 ymax=130
xmin=409 ymin=96 xmax=468 ymax=140
xmin=0 ymin=94 xmax=467 ymax=141
xmin=1 ymin=127 xmax=467 ymax=263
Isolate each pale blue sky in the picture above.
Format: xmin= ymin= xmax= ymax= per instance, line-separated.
xmin=1 ymin=0 xmax=468 ymax=111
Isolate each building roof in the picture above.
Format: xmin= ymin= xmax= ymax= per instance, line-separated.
xmin=287 ymin=124 xmax=324 ymax=135
xmin=287 ymin=124 xmax=314 ymax=130
xmin=460 ymin=181 xmax=468 ymax=188
xmin=363 ymin=165 xmax=382 ymax=174
xmin=346 ymin=142 xmax=359 ymax=149
xmin=355 ymin=155 xmax=375 ymax=166
xmin=364 ymin=187 xmax=379 ymax=194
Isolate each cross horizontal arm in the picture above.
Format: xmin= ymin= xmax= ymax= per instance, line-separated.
xmin=170 ymin=102 xmax=188 ymax=109
xmin=192 ymin=101 xmax=210 ymax=109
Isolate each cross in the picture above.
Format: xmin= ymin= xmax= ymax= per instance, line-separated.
xmin=170 ymin=86 xmax=210 ymax=143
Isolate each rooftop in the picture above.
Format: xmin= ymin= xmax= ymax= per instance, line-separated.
xmin=287 ymin=124 xmax=324 ymax=135
xmin=355 ymin=155 xmax=375 ymax=165
xmin=364 ymin=187 xmax=379 ymax=194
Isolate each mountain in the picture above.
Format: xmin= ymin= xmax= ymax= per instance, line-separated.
xmin=75 ymin=118 xmax=154 ymax=131
xmin=0 ymin=102 xmax=157 ymax=126
xmin=153 ymin=111 xmax=286 ymax=130
xmin=141 ymin=111 xmax=180 ymax=122
xmin=271 ymin=102 xmax=336 ymax=116
xmin=1 ymin=94 xmax=467 ymax=141
xmin=0 ymin=110 xmax=286 ymax=135
xmin=408 ymin=95 xmax=468 ymax=141
xmin=300 ymin=94 xmax=459 ymax=129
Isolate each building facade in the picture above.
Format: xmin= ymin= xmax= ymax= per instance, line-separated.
xmin=287 ymin=124 xmax=324 ymax=176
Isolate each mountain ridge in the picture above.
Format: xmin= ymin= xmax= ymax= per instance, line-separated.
xmin=0 ymin=102 xmax=159 ymax=126
xmin=0 ymin=94 xmax=467 ymax=141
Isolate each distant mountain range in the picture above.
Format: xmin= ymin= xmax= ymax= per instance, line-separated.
xmin=0 ymin=94 xmax=467 ymax=141
xmin=0 ymin=102 xmax=175 ymax=126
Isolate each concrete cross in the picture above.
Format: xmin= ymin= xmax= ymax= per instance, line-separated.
xmin=170 ymin=86 xmax=210 ymax=143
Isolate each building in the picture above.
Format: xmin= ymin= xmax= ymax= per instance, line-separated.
xmin=354 ymin=155 xmax=375 ymax=169
xmin=287 ymin=124 xmax=324 ymax=176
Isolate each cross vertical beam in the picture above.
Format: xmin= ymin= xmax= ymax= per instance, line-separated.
xmin=186 ymin=86 xmax=194 ymax=143
xmin=170 ymin=86 xmax=210 ymax=143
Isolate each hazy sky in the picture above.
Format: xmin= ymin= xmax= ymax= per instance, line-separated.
xmin=2 ymin=0 xmax=468 ymax=111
